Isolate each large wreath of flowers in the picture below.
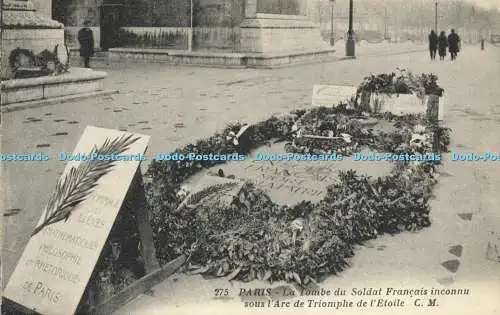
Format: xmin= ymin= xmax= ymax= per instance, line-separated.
xmin=78 ymin=71 xmax=451 ymax=312
xmin=142 ymin=71 xmax=451 ymax=286
xmin=7 ymin=44 xmax=70 ymax=79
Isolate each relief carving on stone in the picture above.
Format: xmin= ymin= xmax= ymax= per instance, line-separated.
xmin=2 ymin=0 xmax=35 ymax=11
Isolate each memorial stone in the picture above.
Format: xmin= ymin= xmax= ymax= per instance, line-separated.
xmin=184 ymin=144 xmax=392 ymax=206
xmin=3 ymin=126 xmax=152 ymax=315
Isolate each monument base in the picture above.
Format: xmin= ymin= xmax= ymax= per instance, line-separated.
xmin=239 ymin=14 xmax=331 ymax=54
xmin=108 ymin=48 xmax=343 ymax=69
xmin=1 ymin=68 xmax=108 ymax=106
xmin=1 ymin=28 xmax=66 ymax=79
xmin=108 ymin=14 xmax=340 ymax=68
xmin=1 ymin=8 xmax=65 ymax=79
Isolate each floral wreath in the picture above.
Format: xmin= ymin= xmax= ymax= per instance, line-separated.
xmin=143 ymin=72 xmax=450 ymax=285
xmin=7 ymin=44 xmax=70 ymax=78
xmin=78 ymin=71 xmax=451 ymax=310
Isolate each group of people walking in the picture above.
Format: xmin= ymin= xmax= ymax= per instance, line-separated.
xmin=428 ymin=29 xmax=461 ymax=61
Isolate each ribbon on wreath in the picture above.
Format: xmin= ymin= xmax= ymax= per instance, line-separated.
xmin=226 ymin=124 xmax=251 ymax=146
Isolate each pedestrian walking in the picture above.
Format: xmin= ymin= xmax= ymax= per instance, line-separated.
xmin=78 ymin=20 xmax=94 ymax=68
xmin=438 ymin=31 xmax=448 ymax=60
xmin=448 ymin=29 xmax=460 ymax=61
xmin=428 ymin=30 xmax=438 ymax=60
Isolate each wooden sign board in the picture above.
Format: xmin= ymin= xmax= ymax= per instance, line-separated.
xmin=312 ymin=85 xmax=357 ymax=107
xmin=3 ymin=126 xmax=150 ymax=315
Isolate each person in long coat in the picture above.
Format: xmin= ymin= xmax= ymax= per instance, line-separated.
xmin=447 ymin=29 xmax=460 ymax=61
xmin=438 ymin=31 xmax=448 ymax=60
xmin=428 ymin=30 xmax=438 ymax=60
xmin=78 ymin=20 xmax=94 ymax=68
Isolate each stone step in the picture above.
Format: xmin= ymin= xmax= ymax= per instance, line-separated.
xmin=94 ymin=51 xmax=109 ymax=58
xmin=69 ymin=57 xmax=109 ymax=69
xmin=70 ymin=57 xmax=108 ymax=62
xmin=1 ymin=68 xmax=108 ymax=106
xmin=69 ymin=49 xmax=108 ymax=57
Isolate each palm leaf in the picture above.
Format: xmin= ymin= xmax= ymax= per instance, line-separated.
xmin=31 ymin=134 xmax=140 ymax=237
xmin=175 ymin=182 xmax=239 ymax=212
xmin=227 ymin=266 xmax=242 ymax=281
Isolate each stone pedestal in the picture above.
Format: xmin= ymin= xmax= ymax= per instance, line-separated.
xmin=1 ymin=0 xmax=64 ymax=79
xmin=239 ymin=0 xmax=332 ymax=55
xmin=239 ymin=14 xmax=331 ymax=54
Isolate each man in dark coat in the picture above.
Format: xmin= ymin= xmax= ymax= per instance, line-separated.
xmin=438 ymin=31 xmax=448 ymax=60
xmin=447 ymin=29 xmax=460 ymax=61
xmin=428 ymin=30 xmax=438 ymax=60
xmin=78 ymin=20 xmax=94 ymax=68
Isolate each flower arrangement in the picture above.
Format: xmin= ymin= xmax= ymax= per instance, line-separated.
xmin=143 ymin=73 xmax=450 ymax=286
xmin=74 ymin=73 xmax=449 ymax=313
xmin=7 ymin=44 xmax=70 ymax=79
xmin=357 ymin=69 xmax=444 ymax=98
xmin=355 ymin=69 xmax=445 ymax=112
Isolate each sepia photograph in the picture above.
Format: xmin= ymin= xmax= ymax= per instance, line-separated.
xmin=1 ymin=0 xmax=500 ymax=314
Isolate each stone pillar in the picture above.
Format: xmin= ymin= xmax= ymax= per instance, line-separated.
xmin=32 ymin=0 xmax=52 ymax=19
xmin=300 ymin=0 xmax=307 ymax=16
xmin=244 ymin=0 xmax=257 ymax=18
xmin=306 ymin=0 xmax=321 ymax=24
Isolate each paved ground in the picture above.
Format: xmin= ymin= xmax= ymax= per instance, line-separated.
xmin=2 ymin=43 xmax=500 ymax=314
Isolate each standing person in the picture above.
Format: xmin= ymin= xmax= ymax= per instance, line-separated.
xmin=448 ymin=29 xmax=460 ymax=61
xmin=78 ymin=20 xmax=94 ymax=68
xmin=428 ymin=30 xmax=438 ymax=60
xmin=438 ymin=31 xmax=448 ymax=60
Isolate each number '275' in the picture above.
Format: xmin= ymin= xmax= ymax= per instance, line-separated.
xmin=214 ymin=289 xmax=229 ymax=297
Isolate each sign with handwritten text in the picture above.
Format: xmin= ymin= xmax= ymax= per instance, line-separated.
xmin=3 ymin=126 xmax=150 ymax=315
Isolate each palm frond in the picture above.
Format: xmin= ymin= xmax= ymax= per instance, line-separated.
xmin=31 ymin=134 xmax=140 ymax=237
xmin=176 ymin=182 xmax=239 ymax=212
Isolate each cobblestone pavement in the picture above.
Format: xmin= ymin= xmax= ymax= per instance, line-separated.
xmin=2 ymin=44 xmax=500 ymax=314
